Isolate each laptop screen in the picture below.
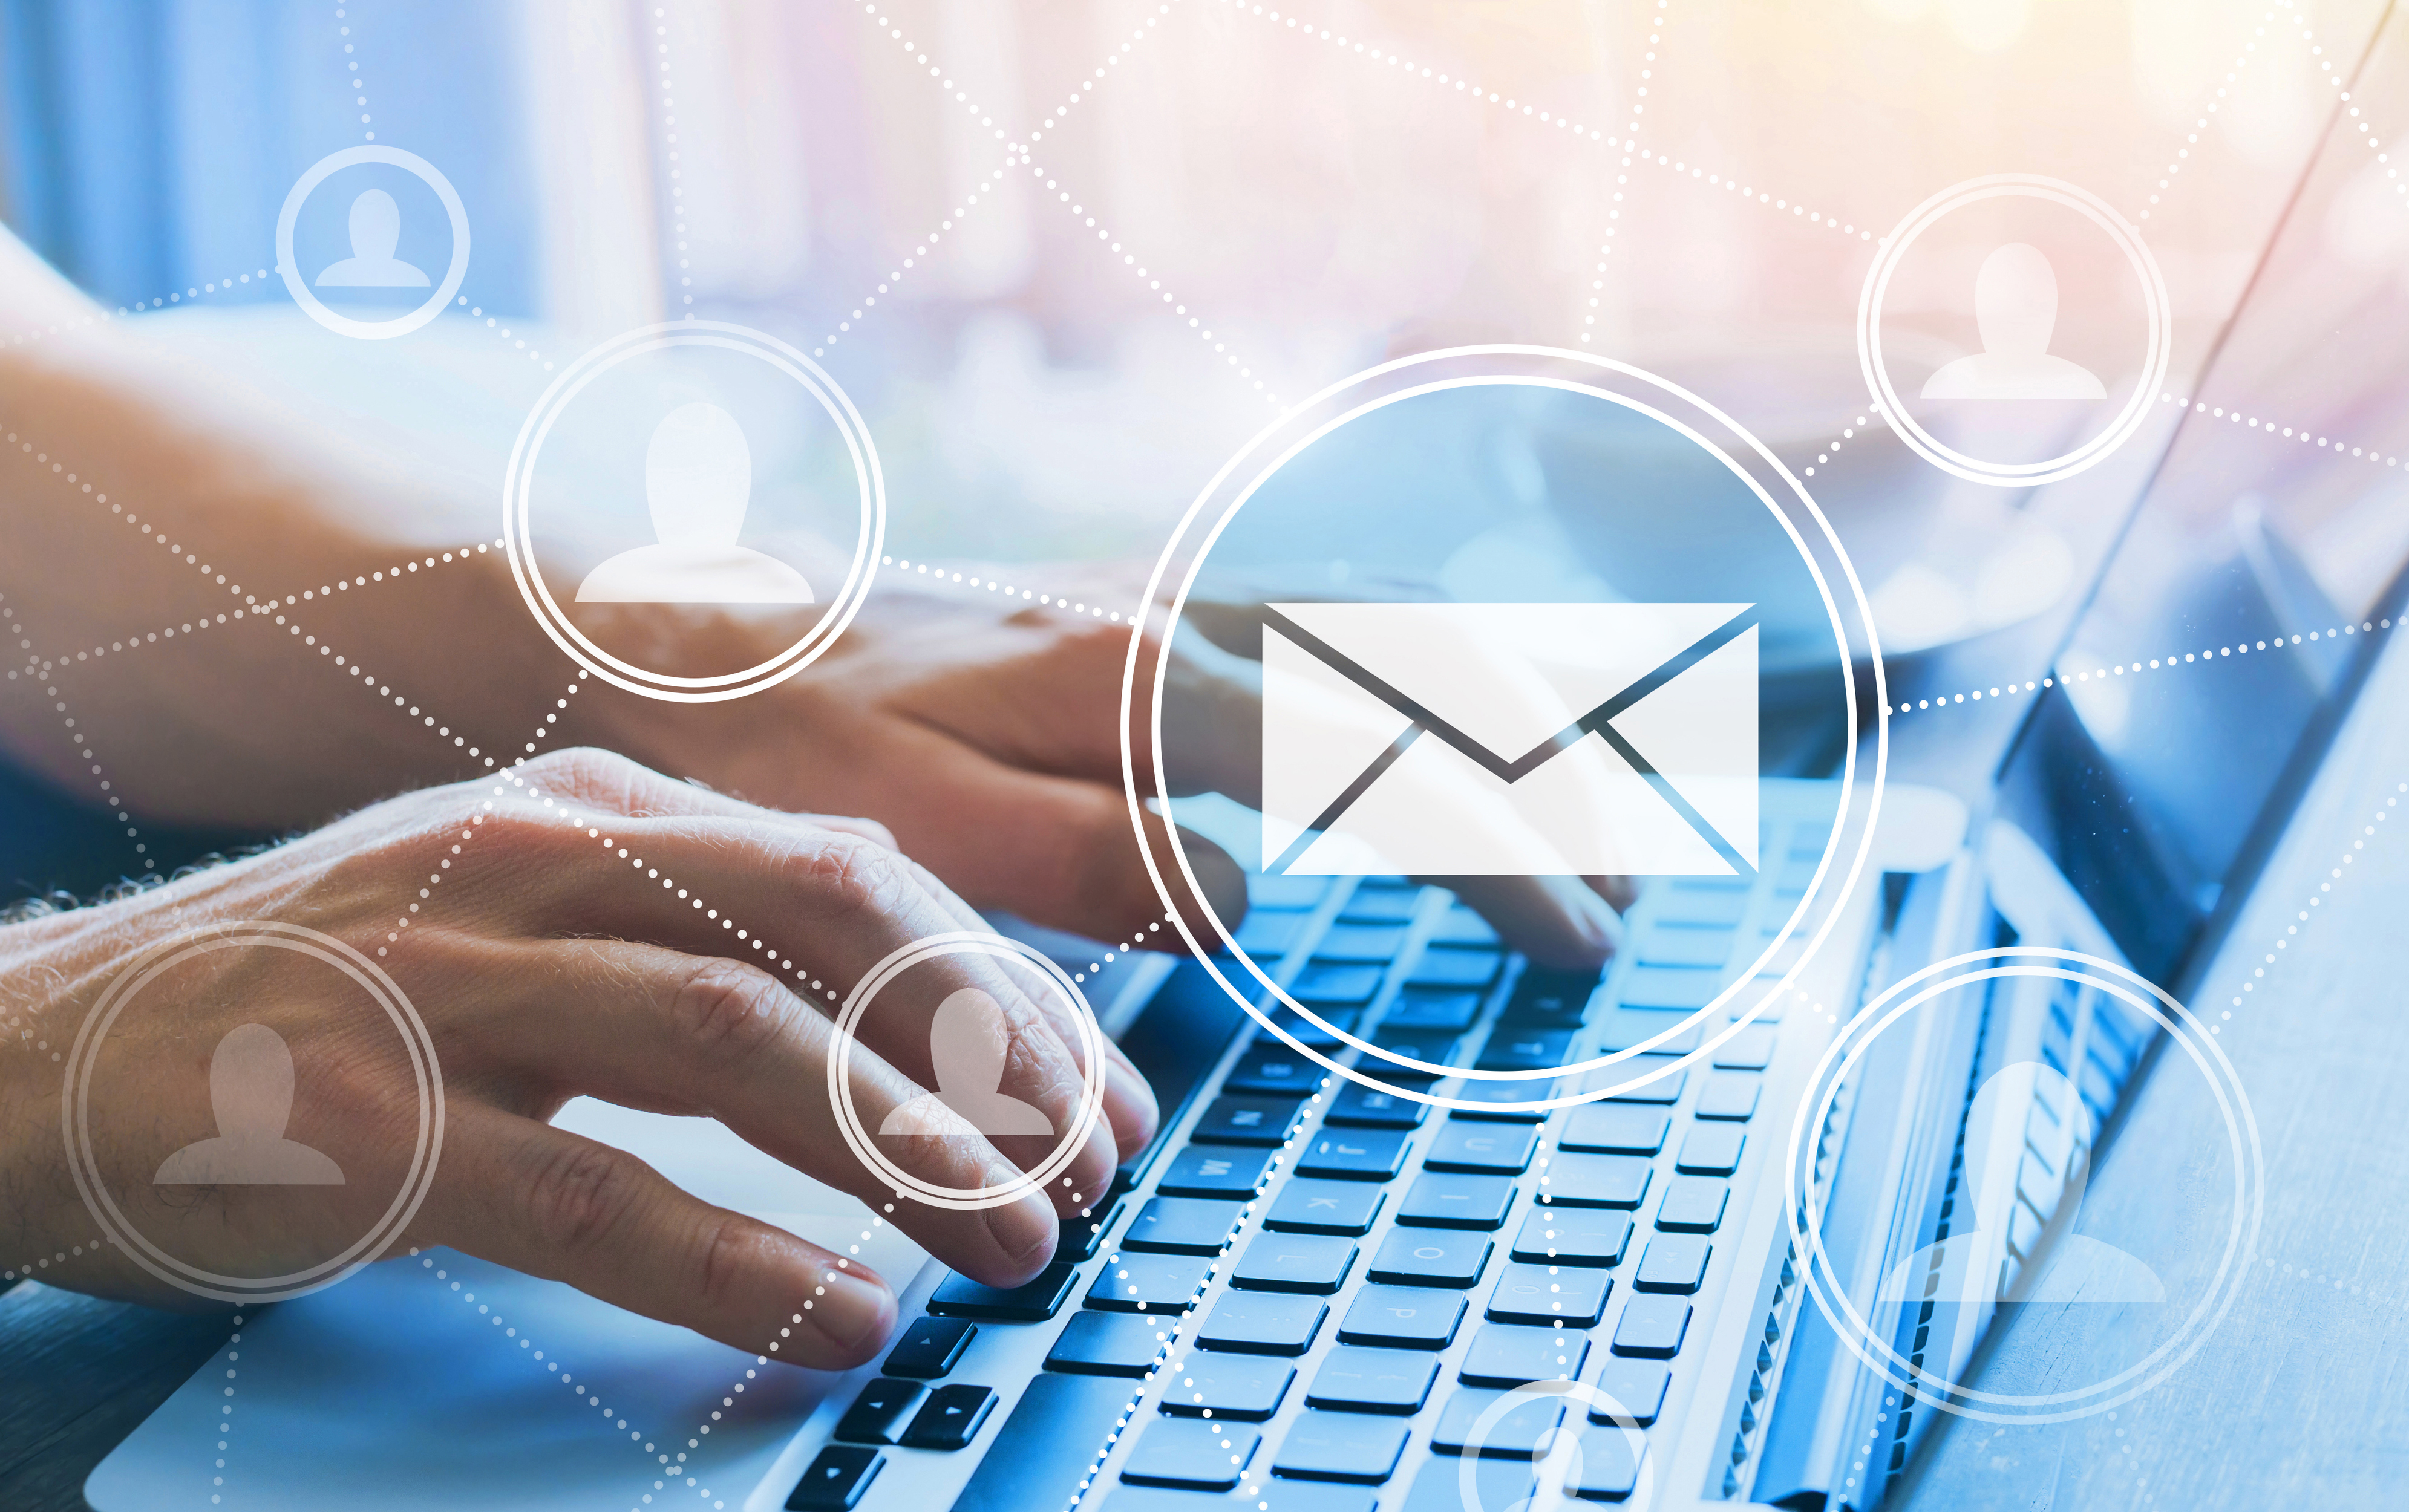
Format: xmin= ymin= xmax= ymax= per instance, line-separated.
xmin=1991 ymin=11 xmax=2409 ymax=986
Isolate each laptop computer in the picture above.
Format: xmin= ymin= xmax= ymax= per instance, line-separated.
xmin=85 ymin=6 xmax=2409 ymax=1510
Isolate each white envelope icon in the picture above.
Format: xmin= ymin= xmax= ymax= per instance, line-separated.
xmin=1260 ymin=601 xmax=1759 ymax=876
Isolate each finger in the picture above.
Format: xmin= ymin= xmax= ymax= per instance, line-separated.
xmin=1425 ymin=873 xmax=1624 ymax=970
xmin=419 ymin=1106 xmax=898 ymax=1367
xmin=1584 ymin=873 xmax=1639 ymax=911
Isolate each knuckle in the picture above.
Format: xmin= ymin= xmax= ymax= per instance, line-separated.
xmin=667 ymin=958 xmax=794 ymax=1064
xmin=522 ymin=1140 xmax=642 ymax=1255
xmin=690 ymin=1212 xmax=758 ymax=1313
xmin=788 ymin=832 xmax=912 ymax=921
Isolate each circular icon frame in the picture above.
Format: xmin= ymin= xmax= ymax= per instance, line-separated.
xmin=826 ymin=931 xmax=1109 ymax=1213
xmin=274 ymin=145 xmax=471 ymax=340
xmin=1121 ymin=345 xmax=1889 ymax=1113
xmin=502 ymin=321 xmax=886 ymax=702
xmin=60 ymin=921 xmax=445 ymax=1305
xmin=1857 ymin=173 xmax=2171 ymax=488
xmin=1783 ymin=947 xmax=2262 ymax=1424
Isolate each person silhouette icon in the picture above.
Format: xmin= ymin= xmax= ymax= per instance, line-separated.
xmin=878 ymin=988 xmax=1055 ymax=1138
xmin=154 ymin=1023 xmax=347 ymax=1185
xmin=1920 ymin=243 xmax=2107 ymax=400
xmin=573 ymin=401 xmax=817 ymax=604
xmin=313 ymin=189 xmax=431 ymax=288
xmin=1880 ymin=1059 xmax=2162 ymax=1307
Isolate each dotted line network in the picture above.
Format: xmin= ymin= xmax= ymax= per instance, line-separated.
xmin=2158 ymin=391 xmax=2405 ymax=466
xmin=2135 ymin=10 xmax=2273 ymax=223
xmin=206 ymin=1312 xmax=243 ymax=1505
xmin=1885 ymin=618 xmax=2396 ymax=718
xmin=811 ymin=174 xmax=1006 ymax=359
xmin=3 ymin=595 xmax=165 ymax=881
xmin=1 ymin=1230 xmax=106 ymax=1283
xmin=333 ymin=4 xmax=374 ymax=141
xmin=860 ymin=4 xmax=1020 ymax=145
xmin=881 ymin=556 xmax=1134 ymax=627
xmin=1800 ymin=409 xmax=1878 ymax=479
xmin=451 ymin=297 xmax=558 ymax=371
xmin=1581 ymin=0 xmax=1667 ymax=343
xmin=648 ymin=7 xmax=693 ymax=312
xmin=2 ymin=269 xmax=275 ymax=350
xmin=2218 ymin=779 xmax=2402 ymax=1031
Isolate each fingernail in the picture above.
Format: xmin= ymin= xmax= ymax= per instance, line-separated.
xmin=984 ymin=1188 xmax=1058 ymax=1276
xmin=815 ymin=1266 xmax=895 ymax=1354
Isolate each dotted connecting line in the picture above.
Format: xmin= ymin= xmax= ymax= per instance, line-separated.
xmin=333 ymin=4 xmax=375 ymax=140
xmin=880 ymin=556 xmax=1136 ymax=625
xmin=1799 ymin=408 xmax=1880 ymax=479
xmin=650 ymin=7 xmax=693 ymax=313
xmin=2157 ymin=391 xmax=2406 ymax=465
xmin=206 ymin=1312 xmax=244 ymax=1505
xmin=451 ymin=298 xmax=558 ymax=371
xmin=2 ymin=595 xmax=166 ymax=879
xmin=817 ymin=5 xmax=1175 ymax=362
xmin=2284 ymin=5 xmax=2385 ymax=203
xmin=1884 ymin=618 xmax=2397 ymax=718
xmin=2 ymin=270 xmax=274 ymax=350
xmin=2135 ymin=10 xmax=2273 ymax=223
xmin=0 ymin=1231 xmax=108 ymax=1284
xmin=1581 ymin=0 xmax=1667 ymax=342
xmin=2219 ymin=780 xmax=2402 ymax=1031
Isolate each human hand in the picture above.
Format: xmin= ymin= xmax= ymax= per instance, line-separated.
xmin=0 ymin=749 xmax=1156 ymax=1369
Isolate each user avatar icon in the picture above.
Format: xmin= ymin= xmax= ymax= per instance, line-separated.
xmin=1880 ymin=1059 xmax=2161 ymax=1306
xmin=313 ymin=189 xmax=431 ymax=288
xmin=154 ymin=1023 xmax=347 ymax=1186
xmin=1920 ymin=243 xmax=2107 ymax=400
xmin=574 ymin=401 xmax=817 ymax=604
xmin=879 ymin=988 xmax=1055 ymax=1138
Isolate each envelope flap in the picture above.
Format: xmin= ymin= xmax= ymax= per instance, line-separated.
xmin=1270 ymin=601 xmax=1753 ymax=758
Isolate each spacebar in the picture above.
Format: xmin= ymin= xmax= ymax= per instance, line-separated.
xmin=949 ymin=1372 xmax=1139 ymax=1512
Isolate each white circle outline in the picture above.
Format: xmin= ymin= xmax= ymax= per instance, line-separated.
xmin=826 ymin=932 xmax=1108 ymax=1212
xmin=1120 ymin=346 xmax=1888 ymax=1113
xmin=60 ymin=922 xmax=445 ymax=1303
xmin=501 ymin=321 xmax=886 ymax=702
xmin=1857 ymin=174 xmax=2172 ymax=487
xmin=1782 ymin=947 xmax=2261 ymax=1424
xmin=1454 ymin=1377 xmax=1657 ymax=1511
xmin=273 ymin=146 xmax=470 ymax=340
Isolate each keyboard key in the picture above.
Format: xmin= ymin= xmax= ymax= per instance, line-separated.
xmin=1266 ymin=1179 xmax=1386 ymax=1236
xmin=1589 ymin=1359 xmax=1670 ymax=1426
xmin=1234 ymin=1233 xmax=1357 ymax=1294
xmin=1226 ymin=1045 xmax=1327 ymax=1097
xmin=1612 ymin=1296 xmax=1692 ymax=1358
xmin=1338 ymin=883 xmax=1423 ymax=922
xmin=949 ymin=1374 xmax=1134 ymax=1512
xmin=1429 ymin=905 xmax=1500 ymax=946
xmin=1384 ymin=989 xmax=1485 ymax=1032
xmin=1338 ymin=1286 xmax=1466 ymax=1349
xmin=1695 ymin=1071 xmax=1761 ymax=1121
xmin=1656 ymin=880 xmax=1750 ymax=927
xmin=1512 ymin=1210 xmax=1632 ymax=1268
xmin=1487 ymin=1262 xmax=1610 ymax=1326
xmin=1446 ymin=1078 xmax=1557 ymax=1119
xmin=1125 ymin=1197 xmax=1246 ymax=1256
xmin=1325 ymin=1082 xmax=1428 ymax=1129
xmin=1637 ymin=925 xmax=1737 ymax=969
xmin=1425 ymin=1121 xmax=1540 ymax=1175
xmin=1237 ymin=908 xmax=1313 ymax=956
xmin=1568 ymin=1427 xmax=1647 ymax=1501
xmin=1540 ymin=1153 xmax=1653 ymax=1208
xmin=1713 ymin=1025 xmax=1778 ymax=1070
xmin=786 ymin=1445 xmax=882 ymax=1510
xmin=1200 ymin=1292 xmax=1328 ymax=1355
xmin=1616 ymin=965 xmax=1721 ymax=1011
xmin=929 ymin=1262 xmax=1080 ymax=1321
xmin=1047 ymin=1311 xmax=1172 ymax=1376
xmin=1121 ymin=1418 xmax=1260 ymax=1491
xmin=1290 ymin=962 xmax=1386 ymax=1005
xmin=882 ymin=1316 xmax=974 ymax=1379
xmin=1254 ymin=1487 xmax=1378 ymax=1512
xmin=1655 ymin=1177 xmax=1728 ymax=1234
xmin=1404 ymin=1455 xmax=1535 ymax=1512
xmin=1634 ymin=1235 xmax=1711 ymax=1294
xmin=1304 ymin=1347 xmax=1440 ymax=1414
xmin=1596 ymin=1008 xmax=1703 ymax=1053
xmin=1159 ymin=1358 xmax=1295 ymax=1420
xmin=1160 ymin=1145 xmax=1277 ymax=1198
xmin=1262 ymin=1005 xmax=1360 ymax=1049
xmin=1598 ymin=1055 xmax=1686 ymax=1104
xmin=834 ymin=1377 xmax=929 ymax=1444
xmin=900 ymin=1384 xmax=996 ymax=1450
xmin=1405 ymin=946 xmax=1502 ymax=989
xmin=1459 ymin=1322 xmax=1592 ymax=1387
xmin=1501 ymin=966 xmax=1601 ymax=1028
xmin=1297 ymin=1129 xmax=1411 ymax=1181
xmin=1366 ymin=1031 xmax=1455 ymax=1077
xmin=1367 ymin=1230 xmax=1491 ymax=1288
xmin=1273 ymin=1411 xmax=1411 ymax=1482
xmin=1430 ymin=1386 xmax=1566 ymax=1455
xmin=1476 ymin=1028 xmax=1575 ymax=1072
xmin=1676 ymin=1124 xmax=1747 ymax=1176
xmin=1315 ymin=924 xmax=1410 ymax=963
xmin=1193 ymin=1095 xmax=1307 ymax=1147
xmin=1060 ymin=1199 xmax=1126 ymax=1262
xmin=1561 ymin=1106 xmax=1669 ymax=1156
xmin=1088 ymin=1253 xmax=1214 ymax=1312
xmin=1398 ymin=1172 xmax=1517 ymax=1230
xmin=1254 ymin=875 xmax=1335 ymax=909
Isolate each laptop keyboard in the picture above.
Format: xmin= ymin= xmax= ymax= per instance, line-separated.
xmin=786 ymin=827 xmax=1826 ymax=1512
